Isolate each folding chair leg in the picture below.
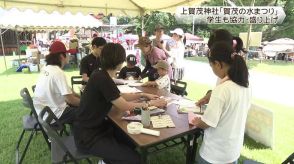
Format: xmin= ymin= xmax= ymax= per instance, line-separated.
xmin=16 ymin=130 xmax=36 ymax=164
xmin=16 ymin=129 xmax=26 ymax=163
xmin=40 ymin=128 xmax=51 ymax=149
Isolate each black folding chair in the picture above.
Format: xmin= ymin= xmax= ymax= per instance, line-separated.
xmin=32 ymin=85 xmax=36 ymax=93
xmin=282 ymin=152 xmax=294 ymax=164
xmin=16 ymin=88 xmax=51 ymax=164
xmin=170 ymin=79 xmax=188 ymax=96
xmin=71 ymin=76 xmax=83 ymax=90
xmin=71 ymin=76 xmax=84 ymax=95
xmin=38 ymin=106 xmax=96 ymax=164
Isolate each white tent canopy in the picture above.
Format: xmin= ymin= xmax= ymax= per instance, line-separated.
xmin=263 ymin=38 xmax=294 ymax=57
xmin=0 ymin=0 xmax=206 ymax=16
xmin=263 ymin=38 xmax=294 ymax=52
xmin=0 ymin=8 xmax=102 ymax=29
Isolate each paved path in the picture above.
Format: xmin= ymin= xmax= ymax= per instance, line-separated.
xmin=183 ymin=59 xmax=294 ymax=107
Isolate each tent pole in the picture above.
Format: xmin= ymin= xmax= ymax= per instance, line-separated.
xmin=0 ymin=28 xmax=8 ymax=72
xmin=15 ymin=29 xmax=21 ymax=60
xmin=141 ymin=16 xmax=144 ymax=36
xmin=192 ymin=15 xmax=195 ymax=35
xmin=245 ymin=0 xmax=255 ymax=58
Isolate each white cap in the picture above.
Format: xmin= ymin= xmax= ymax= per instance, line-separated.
xmin=170 ymin=28 xmax=184 ymax=36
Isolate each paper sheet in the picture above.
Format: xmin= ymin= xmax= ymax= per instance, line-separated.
xmin=172 ymin=98 xmax=196 ymax=108
xmin=151 ymin=115 xmax=175 ymax=128
xmin=178 ymin=106 xmax=201 ymax=113
xmin=117 ymin=85 xmax=142 ymax=93
xmin=128 ymin=82 xmax=143 ymax=87
xmin=170 ymin=98 xmax=201 ymax=113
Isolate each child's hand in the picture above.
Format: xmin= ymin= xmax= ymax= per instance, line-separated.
xmin=191 ymin=116 xmax=202 ymax=126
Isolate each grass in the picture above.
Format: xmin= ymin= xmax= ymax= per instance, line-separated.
xmin=0 ymin=55 xmax=293 ymax=164
xmin=187 ymin=56 xmax=294 ymax=77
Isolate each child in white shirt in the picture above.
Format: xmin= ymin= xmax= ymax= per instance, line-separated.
xmin=142 ymin=60 xmax=170 ymax=92
xmin=191 ymin=41 xmax=251 ymax=164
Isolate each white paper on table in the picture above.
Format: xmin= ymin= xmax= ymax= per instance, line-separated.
xmin=128 ymin=82 xmax=143 ymax=87
xmin=117 ymin=85 xmax=142 ymax=93
xmin=178 ymin=106 xmax=201 ymax=113
xmin=172 ymin=98 xmax=196 ymax=108
xmin=113 ymin=78 xmax=128 ymax=85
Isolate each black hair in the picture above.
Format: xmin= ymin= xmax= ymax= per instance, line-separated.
xmin=100 ymin=43 xmax=126 ymax=70
xmin=183 ymin=36 xmax=186 ymax=45
xmin=208 ymin=41 xmax=249 ymax=87
xmin=91 ymin=37 xmax=107 ymax=47
xmin=208 ymin=29 xmax=233 ymax=49
xmin=233 ymin=36 xmax=247 ymax=53
xmin=45 ymin=53 xmax=66 ymax=67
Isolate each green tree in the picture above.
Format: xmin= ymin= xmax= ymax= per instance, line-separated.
xmin=263 ymin=0 xmax=294 ymax=40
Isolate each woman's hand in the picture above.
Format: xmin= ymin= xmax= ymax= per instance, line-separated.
xmin=149 ymin=99 xmax=167 ymax=108
xmin=143 ymin=93 xmax=159 ymax=100
xmin=195 ymin=91 xmax=212 ymax=107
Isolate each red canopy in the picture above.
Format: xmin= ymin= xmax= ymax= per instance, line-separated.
xmin=184 ymin=33 xmax=203 ymax=41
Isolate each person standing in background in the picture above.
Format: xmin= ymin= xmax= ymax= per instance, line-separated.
xmin=80 ymin=37 xmax=106 ymax=84
xmin=136 ymin=36 xmax=171 ymax=81
xmin=168 ymin=28 xmax=185 ymax=80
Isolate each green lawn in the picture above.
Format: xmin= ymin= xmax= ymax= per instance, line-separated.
xmin=187 ymin=56 xmax=294 ymax=78
xmin=0 ymin=56 xmax=293 ymax=164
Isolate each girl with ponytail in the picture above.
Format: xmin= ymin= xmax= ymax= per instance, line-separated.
xmin=191 ymin=41 xmax=251 ymax=164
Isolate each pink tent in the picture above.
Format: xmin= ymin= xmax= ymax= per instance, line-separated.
xmin=184 ymin=33 xmax=203 ymax=41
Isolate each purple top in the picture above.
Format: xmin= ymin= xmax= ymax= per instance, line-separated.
xmin=146 ymin=47 xmax=172 ymax=78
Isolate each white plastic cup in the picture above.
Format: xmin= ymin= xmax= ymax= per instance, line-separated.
xmin=141 ymin=109 xmax=150 ymax=127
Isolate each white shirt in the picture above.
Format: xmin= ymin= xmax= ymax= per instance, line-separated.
xmin=170 ymin=42 xmax=185 ymax=68
xmin=33 ymin=65 xmax=72 ymax=119
xmin=200 ymin=80 xmax=252 ymax=163
xmin=155 ymin=74 xmax=170 ymax=92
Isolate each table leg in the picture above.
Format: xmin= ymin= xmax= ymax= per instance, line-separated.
xmin=186 ymin=134 xmax=193 ymax=164
xmin=140 ymin=148 xmax=148 ymax=164
xmin=190 ymin=135 xmax=198 ymax=163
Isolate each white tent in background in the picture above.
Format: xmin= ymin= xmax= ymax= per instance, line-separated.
xmin=263 ymin=38 xmax=294 ymax=57
xmin=149 ymin=34 xmax=171 ymax=40
xmin=0 ymin=8 xmax=102 ymax=29
xmin=0 ymin=0 xmax=206 ymax=16
xmin=0 ymin=7 xmax=102 ymax=72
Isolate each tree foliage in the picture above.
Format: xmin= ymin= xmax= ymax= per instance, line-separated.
xmin=263 ymin=0 xmax=294 ymax=40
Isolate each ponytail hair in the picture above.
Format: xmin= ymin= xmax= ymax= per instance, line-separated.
xmin=209 ymin=41 xmax=249 ymax=87
xmin=233 ymin=36 xmax=247 ymax=54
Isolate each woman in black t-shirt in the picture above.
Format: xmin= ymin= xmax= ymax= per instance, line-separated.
xmin=73 ymin=43 xmax=167 ymax=164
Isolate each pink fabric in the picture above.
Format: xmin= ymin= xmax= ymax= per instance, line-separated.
xmin=147 ymin=46 xmax=172 ymax=78
xmin=147 ymin=47 xmax=166 ymax=65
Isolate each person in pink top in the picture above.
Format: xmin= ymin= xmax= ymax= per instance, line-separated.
xmin=136 ymin=36 xmax=172 ymax=81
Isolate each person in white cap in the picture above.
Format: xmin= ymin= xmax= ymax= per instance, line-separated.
xmin=166 ymin=28 xmax=185 ymax=80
